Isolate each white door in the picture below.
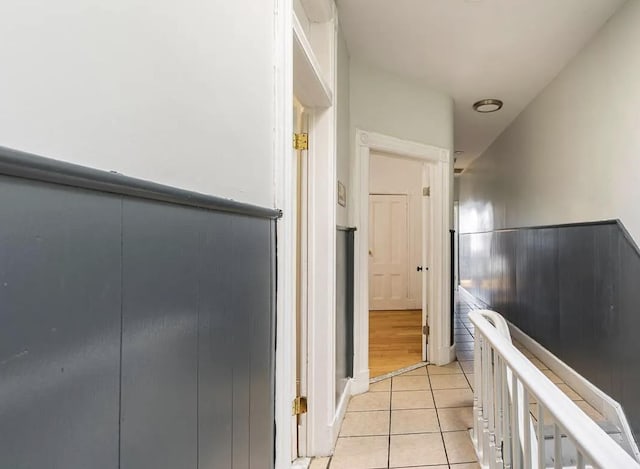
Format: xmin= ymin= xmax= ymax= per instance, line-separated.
xmin=369 ymin=194 xmax=410 ymax=310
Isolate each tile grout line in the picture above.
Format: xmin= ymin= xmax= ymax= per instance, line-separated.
xmin=426 ymin=366 xmax=450 ymax=468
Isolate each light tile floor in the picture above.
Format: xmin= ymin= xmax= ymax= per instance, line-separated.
xmin=331 ymin=362 xmax=478 ymax=469
xmin=312 ymin=295 xmax=605 ymax=469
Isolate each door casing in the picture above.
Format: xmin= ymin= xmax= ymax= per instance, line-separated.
xmin=350 ymin=129 xmax=453 ymax=395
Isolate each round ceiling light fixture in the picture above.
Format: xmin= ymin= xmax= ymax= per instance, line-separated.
xmin=473 ymin=99 xmax=503 ymax=113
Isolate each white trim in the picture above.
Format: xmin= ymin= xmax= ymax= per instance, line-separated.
xmin=300 ymin=0 xmax=333 ymax=22
xmin=509 ymin=321 xmax=640 ymax=461
xmin=293 ymin=13 xmax=333 ymax=108
xmin=297 ymin=14 xmax=338 ymax=458
xmin=274 ymin=0 xmax=296 ymax=466
xmin=351 ymin=130 xmax=452 ymax=394
xmin=328 ymin=378 xmax=353 ymax=447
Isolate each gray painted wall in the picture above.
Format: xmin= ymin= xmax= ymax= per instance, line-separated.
xmin=0 ymin=174 xmax=275 ymax=468
xmin=460 ymin=220 xmax=640 ymax=440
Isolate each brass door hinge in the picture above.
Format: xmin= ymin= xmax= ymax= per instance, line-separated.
xmin=293 ymin=133 xmax=308 ymax=150
xmin=423 ymin=324 xmax=430 ymax=336
xmin=423 ymin=186 xmax=431 ymax=197
xmin=292 ymin=396 xmax=308 ymax=415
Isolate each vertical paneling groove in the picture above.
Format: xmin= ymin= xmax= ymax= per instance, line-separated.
xmin=0 ymin=175 xmax=275 ymax=469
xmin=460 ymin=220 xmax=640 ymax=440
xmin=120 ymin=200 xmax=201 ymax=469
xmin=198 ymin=212 xmax=234 ymax=468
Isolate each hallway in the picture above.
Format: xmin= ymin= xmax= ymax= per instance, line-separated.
xmin=314 ymin=295 xmax=610 ymax=468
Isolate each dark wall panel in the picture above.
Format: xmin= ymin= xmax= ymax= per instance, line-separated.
xmin=120 ymin=200 xmax=201 ymax=469
xmin=0 ymin=177 xmax=121 ymax=469
xmin=198 ymin=212 xmax=234 ymax=468
xmin=460 ymin=220 xmax=640 ymax=440
xmin=0 ymin=170 xmax=276 ymax=468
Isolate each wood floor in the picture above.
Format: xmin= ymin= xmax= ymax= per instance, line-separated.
xmin=369 ymin=309 xmax=422 ymax=378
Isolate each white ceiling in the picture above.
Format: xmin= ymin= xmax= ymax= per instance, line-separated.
xmin=337 ymin=0 xmax=626 ymax=168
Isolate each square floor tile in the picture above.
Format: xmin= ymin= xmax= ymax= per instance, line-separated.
xmin=450 ymin=463 xmax=481 ymax=469
xmin=430 ymin=374 xmax=470 ymax=390
xmin=433 ymin=388 xmax=474 ymax=408
xmin=437 ymin=406 xmax=473 ymax=431
xmin=331 ymin=436 xmax=389 ymax=469
xmin=309 ymin=457 xmax=330 ymax=469
xmin=575 ymin=400 xmax=605 ymax=422
xmin=542 ymin=369 xmax=563 ymax=384
xmin=557 ymin=383 xmax=582 ymax=401
xmin=443 ymin=430 xmax=478 ymax=464
xmin=340 ymin=411 xmax=390 ymax=437
xmin=427 ymin=361 xmax=463 ymax=375
xmin=392 ymin=375 xmax=430 ymax=391
xmin=389 ymin=433 xmax=447 ymax=467
xmin=391 ymin=390 xmax=435 ymax=410
xmin=529 ymin=357 xmax=549 ymax=370
xmin=391 ymin=409 xmax=440 ymax=434
xmin=369 ymin=379 xmax=391 ymax=392
xmin=348 ymin=392 xmax=390 ymax=412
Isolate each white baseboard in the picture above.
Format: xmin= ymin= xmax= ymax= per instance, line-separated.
xmin=292 ymin=458 xmax=311 ymax=469
xmin=351 ymin=369 xmax=370 ymax=395
xmin=329 ymin=378 xmax=353 ymax=449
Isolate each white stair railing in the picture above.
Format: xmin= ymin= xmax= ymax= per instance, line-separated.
xmin=470 ymin=310 xmax=640 ymax=469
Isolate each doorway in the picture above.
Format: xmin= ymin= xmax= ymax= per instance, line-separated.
xmin=351 ymin=130 xmax=453 ymax=393
xmin=367 ymin=152 xmax=429 ymax=378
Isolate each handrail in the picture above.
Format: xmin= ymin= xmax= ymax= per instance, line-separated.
xmin=470 ymin=310 xmax=640 ymax=469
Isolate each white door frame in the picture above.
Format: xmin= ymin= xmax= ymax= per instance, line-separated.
xmin=350 ymin=129 xmax=454 ymax=394
xmin=273 ymin=1 xmax=295 ymax=467
xmin=275 ymin=2 xmax=341 ymax=465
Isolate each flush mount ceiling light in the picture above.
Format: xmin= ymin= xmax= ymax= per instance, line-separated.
xmin=473 ymin=99 xmax=503 ymax=113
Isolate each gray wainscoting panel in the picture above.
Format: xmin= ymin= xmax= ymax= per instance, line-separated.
xmin=0 ymin=168 xmax=276 ymax=468
xmin=120 ymin=200 xmax=201 ymax=469
xmin=0 ymin=176 xmax=122 ymax=469
xmin=336 ymin=227 xmax=355 ymax=403
xmin=459 ymin=220 xmax=640 ymax=440
xmin=243 ymin=216 xmax=276 ymax=468
xmin=198 ymin=211 xmax=234 ymax=468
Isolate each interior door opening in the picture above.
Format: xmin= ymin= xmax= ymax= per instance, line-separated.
xmin=367 ymin=151 xmax=431 ymax=379
xmin=293 ymin=96 xmax=309 ymax=459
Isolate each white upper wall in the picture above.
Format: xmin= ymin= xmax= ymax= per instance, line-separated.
xmin=350 ymin=60 xmax=454 ymax=151
xmin=0 ymin=0 xmax=275 ymax=207
xmin=459 ymin=0 xmax=640 ymax=242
